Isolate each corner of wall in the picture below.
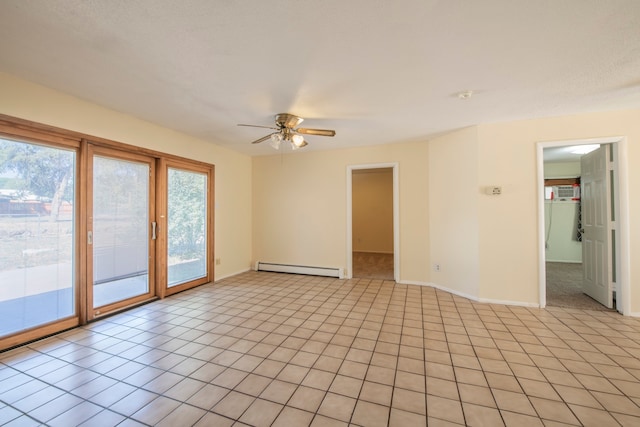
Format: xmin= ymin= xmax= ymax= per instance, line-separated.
xmin=427 ymin=126 xmax=481 ymax=299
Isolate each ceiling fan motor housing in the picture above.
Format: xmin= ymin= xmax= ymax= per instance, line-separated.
xmin=275 ymin=113 xmax=304 ymax=129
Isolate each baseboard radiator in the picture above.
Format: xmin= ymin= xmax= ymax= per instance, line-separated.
xmin=255 ymin=262 xmax=344 ymax=279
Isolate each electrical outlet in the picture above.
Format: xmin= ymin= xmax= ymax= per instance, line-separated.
xmin=434 ymin=263 xmax=441 ymax=272
xmin=485 ymin=186 xmax=502 ymax=195
xmin=215 ymin=258 xmax=221 ymax=265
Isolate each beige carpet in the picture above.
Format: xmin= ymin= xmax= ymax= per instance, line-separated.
xmin=545 ymin=262 xmax=613 ymax=311
xmin=352 ymin=252 xmax=394 ymax=280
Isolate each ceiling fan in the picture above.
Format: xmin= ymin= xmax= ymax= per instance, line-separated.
xmin=238 ymin=113 xmax=336 ymax=150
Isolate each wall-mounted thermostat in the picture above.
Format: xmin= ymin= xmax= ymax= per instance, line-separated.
xmin=485 ymin=186 xmax=502 ymax=195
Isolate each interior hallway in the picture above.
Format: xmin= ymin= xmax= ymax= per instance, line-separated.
xmin=1 ymin=271 xmax=639 ymax=426
xmin=545 ymin=262 xmax=612 ymax=312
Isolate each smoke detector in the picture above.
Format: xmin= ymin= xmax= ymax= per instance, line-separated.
xmin=457 ymin=90 xmax=474 ymax=100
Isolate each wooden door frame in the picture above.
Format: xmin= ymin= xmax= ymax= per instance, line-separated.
xmin=536 ymin=137 xmax=630 ymax=314
xmin=86 ymin=144 xmax=157 ymax=320
xmin=0 ymin=130 xmax=82 ymax=350
xmin=157 ymin=158 xmax=214 ymax=298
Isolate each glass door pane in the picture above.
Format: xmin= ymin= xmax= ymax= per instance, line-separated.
xmin=92 ymin=154 xmax=152 ymax=309
xmin=167 ymin=168 xmax=207 ymax=287
xmin=0 ymin=138 xmax=76 ymax=337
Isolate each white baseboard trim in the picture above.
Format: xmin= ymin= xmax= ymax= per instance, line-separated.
xmin=478 ymin=297 xmax=540 ymax=308
xmin=214 ymin=268 xmax=251 ymax=282
xmin=398 ymin=280 xmax=540 ymax=308
xmin=626 ymin=311 xmax=640 ymax=318
xmin=399 ymin=280 xmax=479 ymax=302
xmin=545 ymin=259 xmax=582 ymax=264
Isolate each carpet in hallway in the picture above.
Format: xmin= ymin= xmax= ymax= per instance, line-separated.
xmin=352 ymin=252 xmax=394 ymax=280
xmin=546 ymin=262 xmax=613 ymax=311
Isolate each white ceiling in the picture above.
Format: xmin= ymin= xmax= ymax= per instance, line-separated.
xmin=543 ymin=145 xmax=597 ymax=163
xmin=1 ymin=0 xmax=639 ymax=156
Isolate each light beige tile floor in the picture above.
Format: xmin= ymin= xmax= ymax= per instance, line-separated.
xmin=1 ymin=271 xmax=640 ymax=426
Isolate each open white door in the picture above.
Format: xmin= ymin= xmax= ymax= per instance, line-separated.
xmin=581 ymin=146 xmax=613 ymax=308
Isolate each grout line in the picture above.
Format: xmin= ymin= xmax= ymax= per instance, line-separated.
xmin=2 ymin=271 xmax=640 ymax=426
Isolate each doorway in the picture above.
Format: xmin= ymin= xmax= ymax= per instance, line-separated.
xmin=537 ymin=138 xmax=629 ymax=314
xmin=87 ymin=146 xmax=156 ymax=318
xmin=347 ymin=163 xmax=399 ymax=281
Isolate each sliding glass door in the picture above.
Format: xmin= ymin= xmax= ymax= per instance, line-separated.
xmin=0 ymin=136 xmax=78 ymax=346
xmin=0 ymin=116 xmax=214 ymax=350
xmin=88 ymin=146 xmax=156 ymax=318
xmin=160 ymin=160 xmax=212 ymax=296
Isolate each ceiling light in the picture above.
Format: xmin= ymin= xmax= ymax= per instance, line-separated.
xmin=269 ymin=133 xmax=283 ymax=149
xmin=290 ymin=134 xmax=307 ymax=149
xmin=569 ymin=144 xmax=599 ymax=155
xmin=457 ymin=90 xmax=474 ymax=100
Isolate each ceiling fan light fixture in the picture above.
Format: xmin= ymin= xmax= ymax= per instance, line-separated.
xmin=291 ymin=134 xmax=305 ymax=146
xmin=291 ymin=142 xmax=308 ymax=150
xmin=270 ymin=132 xmax=283 ymax=149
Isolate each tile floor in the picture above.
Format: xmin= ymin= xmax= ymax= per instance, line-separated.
xmin=2 ymin=271 xmax=640 ymax=426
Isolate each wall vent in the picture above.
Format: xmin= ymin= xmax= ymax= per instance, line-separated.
xmin=255 ymin=262 xmax=343 ymax=278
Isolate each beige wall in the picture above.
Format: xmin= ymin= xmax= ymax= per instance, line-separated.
xmin=0 ymin=72 xmax=253 ymax=280
xmin=352 ymin=169 xmax=393 ymax=253
xmin=425 ymin=112 xmax=639 ymax=310
xmin=427 ymin=126 xmax=480 ymax=298
xmin=253 ymin=108 xmax=640 ymax=313
xmin=252 ymin=142 xmax=430 ymax=282
xmin=476 ymin=110 xmax=640 ymax=311
xmin=5 ymin=71 xmax=640 ymax=314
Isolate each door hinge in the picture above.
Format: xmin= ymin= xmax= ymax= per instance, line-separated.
xmin=87 ymin=231 xmax=93 ymax=245
xmin=152 ymin=222 xmax=157 ymax=240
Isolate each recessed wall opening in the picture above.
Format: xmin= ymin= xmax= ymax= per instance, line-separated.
xmin=346 ymin=163 xmax=399 ymax=281
xmin=352 ymin=168 xmax=394 ymax=279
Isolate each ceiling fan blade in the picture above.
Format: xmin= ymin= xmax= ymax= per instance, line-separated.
xmin=238 ymin=124 xmax=279 ymax=130
xmin=250 ymin=133 xmax=277 ymax=144
xmin=295 ymin=128 xmax=336 ymax=137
